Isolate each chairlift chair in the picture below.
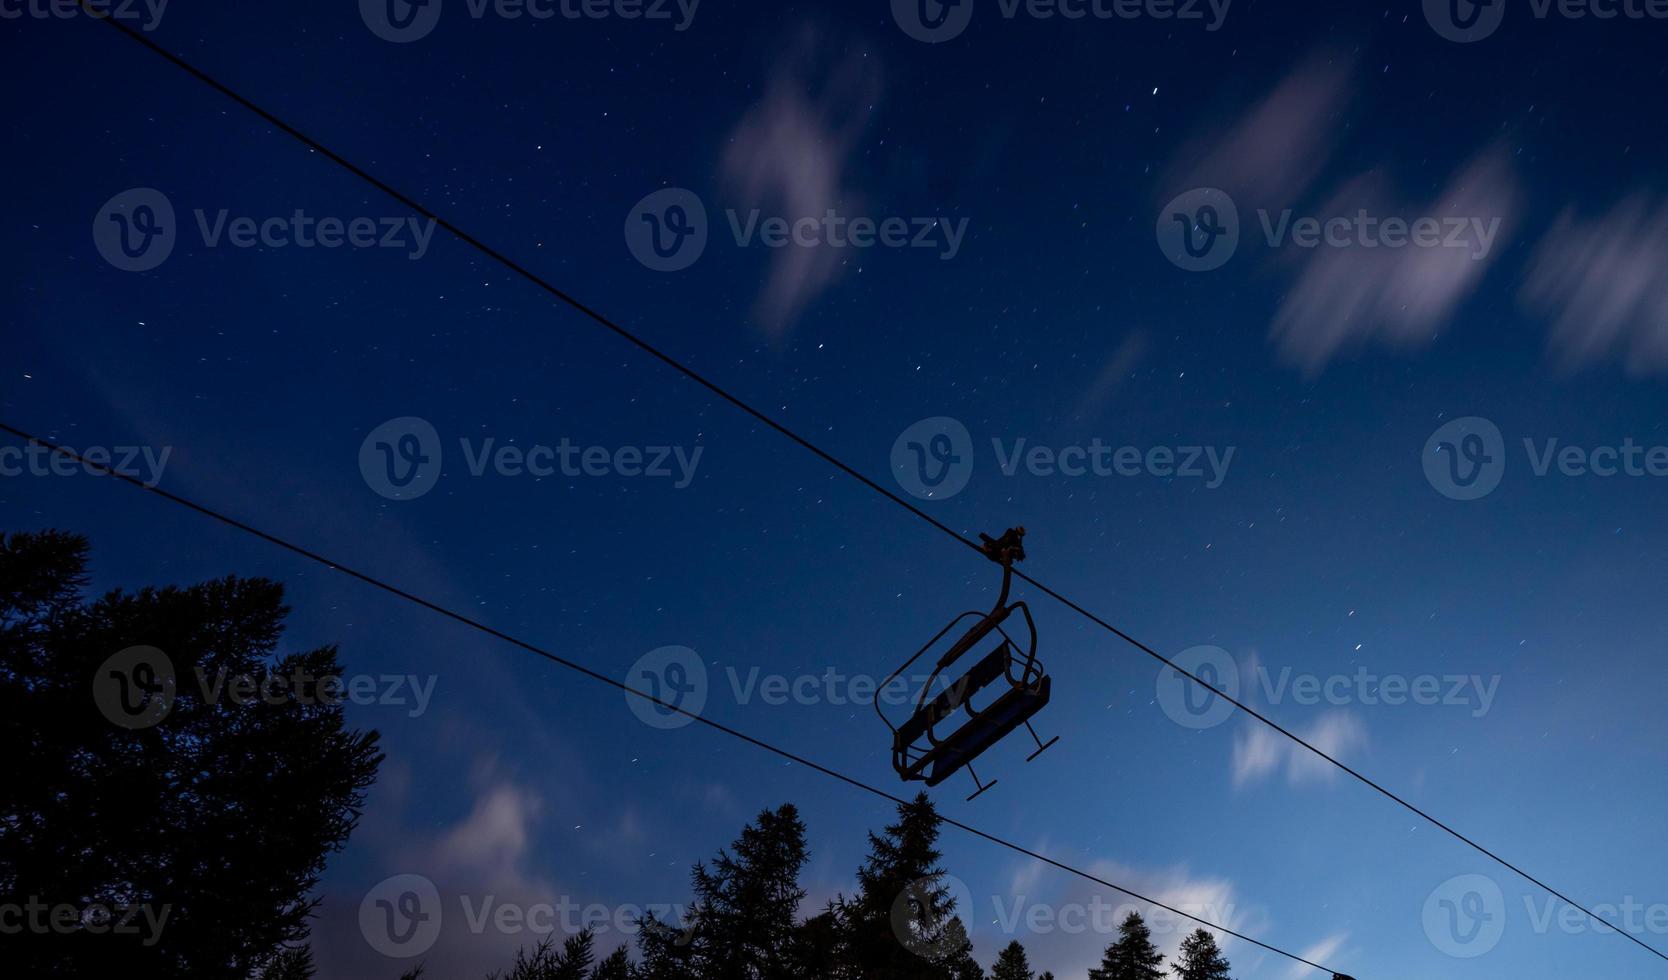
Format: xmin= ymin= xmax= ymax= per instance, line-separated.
xmin=876 ymin=527 xmax=1060 ymax=801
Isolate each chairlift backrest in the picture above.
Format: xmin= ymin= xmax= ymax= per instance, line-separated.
xmin=876 ymin=527 xmax=1060 ymax=797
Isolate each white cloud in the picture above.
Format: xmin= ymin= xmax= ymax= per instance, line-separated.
xmin=986 ymin=857 xmax=1267 ymax=980
xmin=1285 ymin=932 xmax=1349 ymax=980
xmin=1268 ymin=147 xmax=1521 ymax=375
xmin=1231 ymin=725 xmax=1285 ymax=788
xmin=1521 ymin=194 xmax=1668 ymax=374
xmin=435 ymin=783 xmax=541 ymax=879
xmin=720 ymin=32 xmax=881 ymax=334
xmin=1166 ymin=52 xmax=1354 ymax=206
xmin=1233 ymin=710 xmax=1368 ymax=788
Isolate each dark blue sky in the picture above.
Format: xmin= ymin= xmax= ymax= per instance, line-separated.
xmin=5 ymin=1 xmax=1668 ymax=977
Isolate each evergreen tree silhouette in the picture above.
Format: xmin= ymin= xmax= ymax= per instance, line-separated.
xmin=939 ymin=914 xmax=985 ymax=980
xmin=794 ymin=906 xmax=846 ymax=978
xmin=834 ymin=792 xmax=975 ymax=980
xmin=992 ymin=939 xmax=1035 ymax=980
xmin=0 ymin=530 xmax=382 ymax=979
xmin=1172 ymin=929 xmax=1233 ymax=980
xmin=634 ymin=911 xmax=698 ymax=980
xmin=1088 ymin=912 xmax=1166 ymax=980
xmin=651 ymin=803 xmax=809 ymax=980
xmin=591 ymin=945 xmax=631 ymax=980
xmin=487 ymin=929 xmax=634 ymax=980
xmin=264 ymin=945 xmax=316 ymax=980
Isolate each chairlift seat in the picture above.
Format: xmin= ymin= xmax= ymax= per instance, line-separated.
xmin=876 ymin=527 xmax=1058 ymax=798
xmin=893 ymin=642 xmax=1052 ymax=786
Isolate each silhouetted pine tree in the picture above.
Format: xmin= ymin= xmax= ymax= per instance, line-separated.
xmin=1088 ymin=912 xmax=1166 ymax=980
xmin=834 ymin=793 xmax=974 ymax=980
xmin=0 ymin=530 xmax=382 ymax=979
xmin=991 ymin=939 xmax=1034 ymax=980
xmin=1172 ymin=929 xmax=1232 ymax=980
xmin=635 ymin=910 xmax=698 ymax=980
xmin=263 ymin=945 xmax=315 ymax=980
xmin=678 ymin=803 xmax=809 ymax=980
xmin=793 ymin=906 xmax=846 ymax=978
xmin=939 ymin=915 xmax=985 ymax=980
xmin=591 ymin=946 xmax=631 ymax=980
xmin=488 ymin=929 xmax=632 ymax=980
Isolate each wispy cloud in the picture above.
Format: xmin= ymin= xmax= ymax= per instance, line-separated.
xmin=1234 ymin=710 xmax=1368 ymax=788
xmin=1285 ymin=932 xmax=1349 ymax=979
xmin=994 ymin=856 xmax=1268 ymax=979
xmin=1521 ymin=194 xmax=1668 ymax=374
xmin=1167 ymin=52 xmax=1523 ymax=374
xmin=1269 ymin=147 xmax=1521 ymax=375
xmin=1166 ymin=52 xmax=1354 ymax=206
xmin=720 ymin=31 xmax=881 ymax=335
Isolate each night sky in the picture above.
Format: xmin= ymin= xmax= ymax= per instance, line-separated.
xmin=5 ymin=1 xmax=1668 ymax=977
